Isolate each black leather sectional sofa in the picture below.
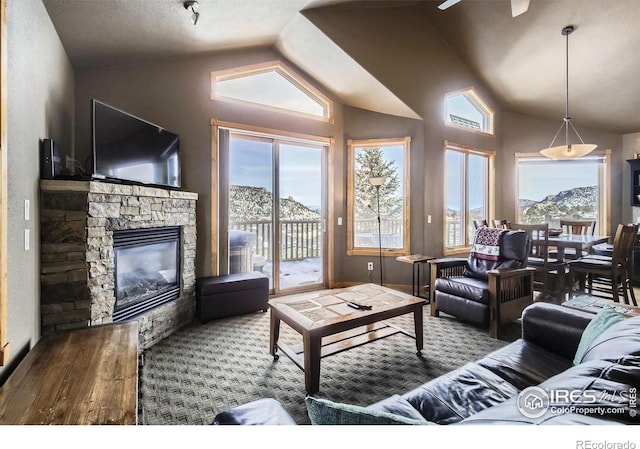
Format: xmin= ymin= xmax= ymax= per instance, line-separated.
xmin=213 ymin=302 xmax=640 ymax=425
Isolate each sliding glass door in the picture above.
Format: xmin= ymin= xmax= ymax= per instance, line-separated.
xmin=226 ymin=131 xmax=327 ymax=294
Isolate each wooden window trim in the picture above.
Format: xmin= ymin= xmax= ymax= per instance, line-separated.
xmin=347 ymin=137 xmax=411 ymax=257
xmin=443 ymin=141 xmax=495 ymax=256
xmin=444 ymin=86 xmax=495 ymax=137
xmin=209 ymin=119 xmax=335 ymax=287
xmin=211 ymin=61 xmax=334 ymax=124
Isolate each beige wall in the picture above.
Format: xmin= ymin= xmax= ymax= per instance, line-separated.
xmin=304 ymin=4 xmax=503 ymax=260
xmin=1 ymin=0 xmax=74 ymax=381
xmin=74 ymin=48 xmax=343 ymax=279
xmin=73 ymin=3 xmax=630 ymax=291
xmin=306 ymin=4 xmax=627 ymax=257
xmin=341 ymin=106 xmax=424 ymax=286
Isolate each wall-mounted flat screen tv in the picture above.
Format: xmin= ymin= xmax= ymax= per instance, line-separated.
xmin=92 ymin=99 xmax=181 ymax=188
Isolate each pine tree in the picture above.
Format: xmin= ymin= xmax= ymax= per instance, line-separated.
xmin=354 ymin=147 xmax=401 ymax=217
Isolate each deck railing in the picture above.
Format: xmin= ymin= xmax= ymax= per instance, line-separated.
xmin=230 ymin=219 xmax=323 ymax=262
xmin=231 ymin=217 xmax=405 ymax=261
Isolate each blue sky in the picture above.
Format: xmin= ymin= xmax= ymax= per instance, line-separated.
xmin=230 ymin=138 xmax=405 ymax=210
xmin=518 ymin=160 xmax=598 ymax=201
xmin=229 ymin=137 xmax=322 ymax=208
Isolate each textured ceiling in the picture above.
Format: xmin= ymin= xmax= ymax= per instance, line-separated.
xmin=42 ymin=0 xmax=640 ymax=134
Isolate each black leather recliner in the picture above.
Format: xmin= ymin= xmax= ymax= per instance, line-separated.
xmin=429 ymin=229 xmax=534 ymax=339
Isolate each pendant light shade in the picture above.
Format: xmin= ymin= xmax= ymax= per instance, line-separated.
xmin=540 ymin=26 xmax=597 ymax=160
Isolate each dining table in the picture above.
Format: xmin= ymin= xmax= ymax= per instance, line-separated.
xmin=542 ymin=233 xmax=610 ymax=262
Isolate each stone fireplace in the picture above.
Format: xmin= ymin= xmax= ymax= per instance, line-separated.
xmin=40 ymin=180 xmax=197 ymax=349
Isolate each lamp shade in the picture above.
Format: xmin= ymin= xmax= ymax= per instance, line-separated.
xmin=540 ymin=143 xmax=598 ymax=160
xmin=369 ymin=177 xmax=385 ymax=187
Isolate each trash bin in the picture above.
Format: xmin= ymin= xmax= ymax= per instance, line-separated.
xmin=229 ymin=230 xmax=256 ymax=274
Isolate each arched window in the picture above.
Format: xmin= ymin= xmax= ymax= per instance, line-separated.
xmin=445 ymin=87 xmax=494 ymax=136
xmin=211 ymin=61 xmax=334 ymax=122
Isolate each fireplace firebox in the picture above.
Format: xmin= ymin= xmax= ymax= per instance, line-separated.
xmin=113 ymin=226 xmax=181 ymax=322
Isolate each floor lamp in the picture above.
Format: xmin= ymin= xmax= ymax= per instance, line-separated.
xmin=369 ymin=177 xmax=385 ymax=286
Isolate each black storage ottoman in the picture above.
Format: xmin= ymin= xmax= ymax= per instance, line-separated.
xmin=196 ymin=272 xmax=269 ymax=323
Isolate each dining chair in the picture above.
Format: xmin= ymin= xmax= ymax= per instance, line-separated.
xmin=512 ymin=222 xmax=565 ymax=296
xmin=492 ymin=219 xmax=511 ymax=229
xmin=560 ymin=219 xmax=596 ymax=236
xmin=548 ymin=219 xmax=597 ymax=260
xmin=567 ymin=223 xmax=639 ymax=305
xmin=473 ymin=219 xmax=488 ymax=229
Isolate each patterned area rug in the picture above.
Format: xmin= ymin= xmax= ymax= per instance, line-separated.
xmin=139 ymin=287 xmax=521 ymax=425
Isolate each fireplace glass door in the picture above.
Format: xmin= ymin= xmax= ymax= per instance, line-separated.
xmin=113 ymin=227 xmax=180 ymax=321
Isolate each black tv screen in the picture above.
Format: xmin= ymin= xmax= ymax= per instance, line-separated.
xmin=92 ymin=100 xmax=181 ymax=188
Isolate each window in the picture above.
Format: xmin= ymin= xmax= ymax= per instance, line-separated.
xmin=347 ymin=137 xmax=410 ymax=257
xmin=211 ymin=61 xmax=334 ymax=122
xmin=445 ymin=87 xmax=494 ymax=136
xmin=444 ymin=142 xmax=494 ymax=253
xmin=516 ymin=152 xmax=610 ymax=235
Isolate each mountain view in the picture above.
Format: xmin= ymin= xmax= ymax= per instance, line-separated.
xmin=446 ymin=185 xmax=598 ymax=225
xmin=229 ymin=185 xmax=321 ymax=222
xmin=518 ymin=186 xmax=598 ymax=224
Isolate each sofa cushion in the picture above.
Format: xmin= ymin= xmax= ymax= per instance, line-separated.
xmin=573 ymin=305 xmax=625 ymax=365
xmin=434 ymin=276 xmax=489 ymax=304
xmin=579 ymin=315 xmax=640 ymax=363
xmin=305 ymin=396 xmax=431 ymax=425
xmin=211 ymin=398 xmax=297 ymax=425
xmin=435 ymin=292 xmax=489 ymax=325
xmin=521 ymin=302 xmax=592 ymax=360
xmin=460 ymin=356 xmax=640 ymax=425
xmin=367 ymin=394 xmax=431 ymax=421
xmin=465 ymin=230 xmax=529 ymax=280
xmin=402 ymin=362 xmax=520 ymax=424
xmin=476 ymin=339 xmax=574 ymax=391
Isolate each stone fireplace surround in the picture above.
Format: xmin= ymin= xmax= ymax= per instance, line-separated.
xmin=40 ymin=180 xmax=197 ymax=349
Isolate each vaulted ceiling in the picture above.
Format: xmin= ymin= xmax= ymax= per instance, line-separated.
xmin=42 ymin=0 xmax=640 ymax=134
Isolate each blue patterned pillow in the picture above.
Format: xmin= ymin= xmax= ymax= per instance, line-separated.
xmin=573 ymin=305 xmax=624 ymax=365
xmin=305 ymin=396 xmax=433 ymax=425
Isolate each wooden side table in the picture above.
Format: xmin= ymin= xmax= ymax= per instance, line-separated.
xmin=0 ymin=322 xmax=139 ymax=424
xmin=396 ymin=254 xmax=435 ymax=301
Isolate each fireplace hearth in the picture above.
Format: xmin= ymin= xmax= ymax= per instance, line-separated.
xmin=40 ymin=180 xmax=197 ymax=349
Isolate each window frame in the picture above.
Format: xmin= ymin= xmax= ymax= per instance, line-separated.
xmin=346 ymin=137 xmax=411 ymax=257
xmin=443 ymin=141 xmax=495 ymax=256
xmin=211 ymin=60 xmax=334 ymax=123
xmin=211 ymin=119 xmax=336 ymax=288
xmin=444 ymin=86 xmax=495 ymax=137
xmin=514 ymin=150 xmax=611 ymax=236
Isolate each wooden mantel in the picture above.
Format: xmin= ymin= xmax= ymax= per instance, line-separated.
xmin=0 ymin=321 xmax=138 ymax=425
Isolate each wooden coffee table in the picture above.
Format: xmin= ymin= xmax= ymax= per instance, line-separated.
xmin=562 ymin=294 xmax=640 ymax=318
xmin=268 ymin=283 xmax=425 ymax=393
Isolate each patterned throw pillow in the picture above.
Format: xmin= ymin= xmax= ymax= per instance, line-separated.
xmin=305 ymin=396 xmax=433 ymax=425
xmin=573 ymin=305 xmax=624 ymax=365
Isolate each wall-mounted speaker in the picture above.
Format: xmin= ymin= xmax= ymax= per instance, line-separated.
xmin=41 ymin=138 xmax=62 ymax=179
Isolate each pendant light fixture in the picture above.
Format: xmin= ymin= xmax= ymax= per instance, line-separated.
xmin=540 ymin=26 xmax=597 ymax=160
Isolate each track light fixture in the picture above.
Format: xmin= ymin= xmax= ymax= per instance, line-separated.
xmin=184 ymin=1 xmax=200 ymax=26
